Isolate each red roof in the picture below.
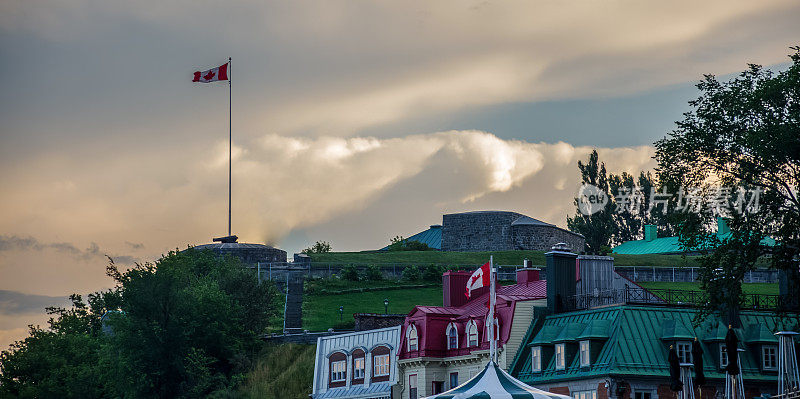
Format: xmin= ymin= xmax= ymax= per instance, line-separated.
xmin=399 ymin=280 xmax=546 ymax=359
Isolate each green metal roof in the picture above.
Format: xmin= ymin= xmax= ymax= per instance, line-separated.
xmin=530 ymin=325 xmax=563 ymax=346
xmin=745 ymin=323 xmax=779 ymax=344
xmin=552 ymin=322 xmax=586 ymax=343
xmin=379 ymin=224 xmax=442 ymax=250
xmin=576 ymin=319 xmax=611 ymax=340
xmin=612 ymin=236 xmax=683 ymax=255
xmin=511 ymin=305 xmax=798 ymax=385
xmin=660 ymin=319 xmax=695 ymax=341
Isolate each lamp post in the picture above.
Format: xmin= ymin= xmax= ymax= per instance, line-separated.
xmin=384 ymin=298 xmax=389 ymax=314
xmin=339 ymin=305 xmax=344 ymax=322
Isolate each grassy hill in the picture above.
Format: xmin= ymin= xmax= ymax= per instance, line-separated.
xmin=307 ymin=250 xmax=701 ymax=267
xmin=235 ymin=343 xmax=316 ymax=399
xmin=637 ymin=281 xmax=778 ymax=295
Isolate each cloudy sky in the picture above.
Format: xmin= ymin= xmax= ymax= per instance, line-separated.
xmin=0 ymin=0 xmax=798 ymax=348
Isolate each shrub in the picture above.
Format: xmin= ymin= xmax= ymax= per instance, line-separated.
xmin=341 ymin=265 xmax=359 ymax=281
xmin=402 ymin=265 xmax=421 ymax=281
xmin=422 ymin=264 xmax=443 ymax=281
xmin=364 ymin=265 xmax=383 ymax=281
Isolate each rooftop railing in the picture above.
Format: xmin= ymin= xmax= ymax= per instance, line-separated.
xmin=564 ymin=287 xmax=784 ymax=312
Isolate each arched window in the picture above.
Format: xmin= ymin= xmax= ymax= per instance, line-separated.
xmin=371 ymin=345 xmax=391 ymax=383
xmin=467 ymin=321 xmax=478 ymax=347
xmin=328 ymin=351 xmax=348 ymax=388
xmin=446 ymin=323 xmax=458 ymax=349
xmin=407 ymin=325 xmax=419 ymax=352
xmin=352 ymin=348 xmax=365 ymax=383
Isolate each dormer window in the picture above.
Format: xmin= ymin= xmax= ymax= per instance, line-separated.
xmin=676 ymin=342 xmax=692 ymax=363
xmin=579 ymin=340 xmax=590 ymax=367
xmin=446 ymin=323 xmax=458 ymax=350
xmin=531 ymin=346 xmax=542 ymax=372
xmin=720 ymin=344 xmax=729 ymax=368
xmin=555 ymin=343 xmax=565 ymax=370
xmin=467 ymin=321 xmax=479 ymax=347
xmin=763 ymin=346 xmax=777 ymax=370
xmin=407 ymin=325 xmax=418 ymax=352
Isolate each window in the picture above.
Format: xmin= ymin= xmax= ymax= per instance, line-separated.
xmin=467 ymin=321 xmax=479 ymax=347
xmin=409 ymin=374 xmax=418 ymax=399
xmin=531 ymin=346 xmax=542 ymax=372
xmin=573 ymin=390 xmax=597 ymax=399
xmin=331 ymin=360 xmax=346 ymax=382
xmin=763 ymin=346 xmax=778 ymax=370
xmin=374 ymin=354 xmax=390 ymax=376
xmin=634 ymin=391 xmax=653 ymax=399
xmin=676 ymin=342 xmax=692 ymax=363
xmin=353 ymin=357 xmax=365 ymax=380
xmin=447 ymin=323 xmax=458 ymax=349
xmin=720 ymin=344 xmax=729 ymax=368
xmin=432 ymin=381 xmax=444 ymax=394
xmin=408 ymin=325 xmax=418 ymax=352
xmin=449 ymin=372 xmax=459 ymax=389
xmin=555 ymin=343 xmax=565 ymax=370
xmin=580 ymin=340 xmax=590 ymax=367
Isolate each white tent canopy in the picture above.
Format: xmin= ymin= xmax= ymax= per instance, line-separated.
xmin=423 ymin=361 xmax=572 ymax=399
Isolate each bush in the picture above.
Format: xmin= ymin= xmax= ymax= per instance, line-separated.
xmin=402 ymin=265 xmax=421 ymax=281
xmin=341 ymin=265 xmax=359 ymax=281
xmin=364 ymin=265 xmax=383 ymax=281
xmin=332 ymin=320 xmax=355 ymax=331
xmin=422 ymin=264 xmax=444 ymax=281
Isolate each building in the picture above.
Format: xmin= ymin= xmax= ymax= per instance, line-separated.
xmin=311 ymin=326 xmax=402 ymax=399
xmin=192 ymin=235 xmax=288 ymax=264
xmin=509 ymin=248 xmax=796 ymax=398
xmin=395 ymin=268 xmax=548 ymax=398
xmin=383 ymin=211 xmax=585 ymax=253
xmin=612 ymin=219 xmax=775 ymax=255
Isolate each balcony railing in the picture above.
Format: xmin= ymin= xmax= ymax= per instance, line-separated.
xmin=563 ymin=287 xmax=784 ymax=311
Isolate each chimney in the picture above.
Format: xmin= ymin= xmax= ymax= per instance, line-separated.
xmin=546 ymin=243 xmax=578 ymax=313
xmin=644 ymin=225 xmax=657 ymax=242
xmin=516 ymin=268 xmax=541 ymax=284
xmin=443 ymin=270 xmax=474 ymax=307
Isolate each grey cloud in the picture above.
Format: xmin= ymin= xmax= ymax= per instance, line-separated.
xmin=0 ymin=235 xmax=136 ymax=264
xmin=125 ymin=241 xmax=144 ymax=250
xmin=0 ymin=290 xmax=70 ymax=315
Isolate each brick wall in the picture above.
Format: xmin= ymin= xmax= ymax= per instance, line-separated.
xmin=442 ymin=211 xmax=522 ymax=252
xmin=550 ymin=386 xmax=571 ymax=396
xmin=511 ymin=224 xmax=585 ymax=252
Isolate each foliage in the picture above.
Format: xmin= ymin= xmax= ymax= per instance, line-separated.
xmin=387 ymin=236 xmax=432 ymax=252
xmin=567 ymin=149 xmax=616 ymax=254
xmin=234 ymin=344 xmax=316 ymax=399
xmin=302 ymin=240 xmax=332 ymax=254
xmin=401 ymin=265 xmax=421 ymax=281
xmin=654 ymin=47 xmax=800 ymax=321
xmin=364 ymin=264 xmax=384 ymax=281
xmin=422 ymin=264 xmax=444 ymax=281
xmin=0 ymin=249 xmax=280 ymax=399
xmin=340 ymin=264 xmax=360 ymax=281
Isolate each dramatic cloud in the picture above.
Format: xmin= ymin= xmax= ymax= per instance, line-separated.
xmin=0 ymin=290 xmax=70 ymax=316
xmin=0 ymin=235 xmax=102 ymax=261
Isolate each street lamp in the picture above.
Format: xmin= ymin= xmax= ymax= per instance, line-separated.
xmin=339 ymin=305 xmax=344 ymax=322
xmin=384 ymin=298 xmax=389 ymax=314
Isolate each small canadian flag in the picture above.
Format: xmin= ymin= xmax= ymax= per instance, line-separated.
xmin=465 ymin=261 xmax=491 ymax=298
xmin=192 ymin=62 xmax=229 ymax=83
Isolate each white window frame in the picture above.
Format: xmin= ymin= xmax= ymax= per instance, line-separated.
xmin=573 ymin=389 xmax=597 ymax=399
xmin=531 ymin=346 xmax=542 ymax=372
xmin=409 ymin=374 xmax=418 ymax=399
xmin=331 ymin=360 xmax=347 ymax=382
xmin=579 ymin=340 xmax=590 ymax=367
xmin=373 ymin=354 xmax=390 ymax=376
xmin=555 ymin=343 xmax=565 ymax=370
xmin=720 ymin=343 xmax=729 ymax=368
xmin=407 ymin=325 xmax=419 ymax=352
xmin=353 ymin=357 xmax=365 ymax=379
xmin=467 ymin=321 xmax=479 ymax=347
xmin=634 ymin=390 xmax=654 ymax=399
xmin=446 ymin=323 xmax=459 ymax=350
xmin=676 ymin=342 xmax=692 ymax=364
xmin=763 ymin=346 xmax=778 ymax=370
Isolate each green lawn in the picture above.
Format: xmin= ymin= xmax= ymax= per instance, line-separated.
xmin=308 ymin=250 xmax=701 ymax=267
xmin=637 ymin=281 xmax=779 ymax=295
xmin=303 ymin=286 xmax=442 ymax=331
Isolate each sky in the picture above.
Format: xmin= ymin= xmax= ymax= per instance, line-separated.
xmin=0 ymin=0 xmax=798 ymax=349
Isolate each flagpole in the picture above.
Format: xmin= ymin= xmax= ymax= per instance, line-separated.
xmin=489 ymin=255 xmax=496 ymax=363
xmin=228 ymin=56 xmax=232 ymax=237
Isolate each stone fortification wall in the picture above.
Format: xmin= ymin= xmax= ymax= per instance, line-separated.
xmin=510 ymin=224 xmax=585 ymax=252
xmin=441 ymin=211 xmax=523 ymax=252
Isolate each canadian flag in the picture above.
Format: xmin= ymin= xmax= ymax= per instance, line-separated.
xmin=465 ymin=262 xmax=491 ymax=298
xmin=192 ymin=63 xmax=229 ymax=83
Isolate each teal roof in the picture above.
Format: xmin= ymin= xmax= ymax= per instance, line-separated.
xmin=530 ymin=325 xmax=563 ymax=346
xmin=511 ymin=305 xmax=797 ymax=384
xmin=379 ymin=225 xmax=442 ymax=250
xmin=576 ymin=319 xmax=611 ymax=340
xmin=612 ymin=233 xmax=776 ymax=255
xmin=552 ymin=323 xmax=586 ymax=343
xmin=745 ymin=323 xmax=779 ymax=344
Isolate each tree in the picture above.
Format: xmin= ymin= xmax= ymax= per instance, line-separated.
xmin=567 ymin=150 xmax=616 ymax=254
xmin=387 ymin=236 xmax=432 ymax=252
xmin=654 ymin=47 xmax=800 ymax=321
xmin=302 ymin=240 xmax=332 ymax=254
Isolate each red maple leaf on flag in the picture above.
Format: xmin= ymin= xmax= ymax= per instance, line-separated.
xmin=203 ymin=70 xmax=216 ymax=80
